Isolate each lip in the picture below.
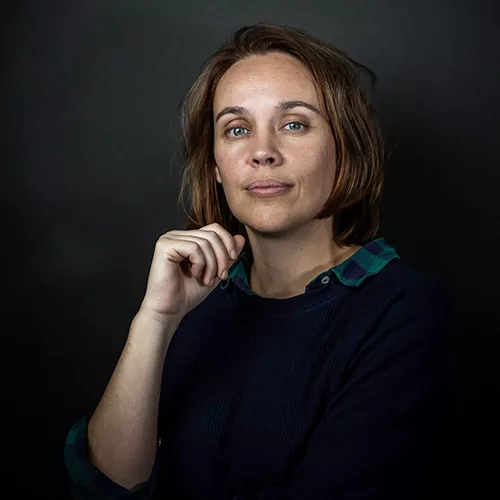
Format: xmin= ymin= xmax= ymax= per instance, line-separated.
xmin=246 ymin=179 xmax=293 ymax=190
xmin=247 ymin=186 xmax=291 ymax=197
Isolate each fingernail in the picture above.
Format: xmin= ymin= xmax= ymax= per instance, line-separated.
xmin=231 ymin=249 xmax=237 ymax=259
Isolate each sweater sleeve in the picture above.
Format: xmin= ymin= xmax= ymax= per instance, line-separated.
xmin=231 ymin=277 xmax=453 ymax=500
xmin=63 ymin=414 xmax=160 ymax=499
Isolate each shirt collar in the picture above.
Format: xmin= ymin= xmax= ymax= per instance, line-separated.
xmin=219 ymin=237 xmax=400 ymax=295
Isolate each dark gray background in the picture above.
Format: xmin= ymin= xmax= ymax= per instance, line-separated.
xmin=4 ymin=0 xmax=491 ymax=497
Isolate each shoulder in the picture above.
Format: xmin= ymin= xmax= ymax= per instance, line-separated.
xmin=361 ymin=257 xmax=450 ymax=307
xmin=349 ymin=258 xmax=453 ymax=346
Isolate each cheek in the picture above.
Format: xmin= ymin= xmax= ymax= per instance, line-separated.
xmin=214 ymin=142 xmax=236 ymax=169
xmin=296 ymin=140 xmax=335 ymax=178
xmin=213 ymin=143 xmax=222 ymax=166
xmin=214 ymin=148 xmax=239 ymax=186
xmin=215 ymin=145 xmax=247 ymax=186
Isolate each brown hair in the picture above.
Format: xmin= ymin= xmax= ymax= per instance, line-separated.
xmin=177 ymin=23 xmax=386 ymax=247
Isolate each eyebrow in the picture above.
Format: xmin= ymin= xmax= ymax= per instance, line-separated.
xmin=214 ymin=100 xmax=322 ymax=123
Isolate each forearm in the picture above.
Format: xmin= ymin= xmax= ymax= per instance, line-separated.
xmin=87 ymin=310 xmax=182 ymax=490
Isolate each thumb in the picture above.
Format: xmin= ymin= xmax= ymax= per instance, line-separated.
xmin=233 ymin=234 xmax=246 ymax=257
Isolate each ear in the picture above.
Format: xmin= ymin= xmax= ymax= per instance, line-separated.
xmin=215 ymin=165 xmax=222 ymax=184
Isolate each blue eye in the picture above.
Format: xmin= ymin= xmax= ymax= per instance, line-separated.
xmin=284 ymin=122 xmax=304 ymax=131
xmin=227 ymin=126 xmax=248 ymax=138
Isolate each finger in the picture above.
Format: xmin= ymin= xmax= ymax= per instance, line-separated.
xmin=203 ymin=223 xmax=240 ymax=261
xmin=156 ymin=236 xmax=208 ymax=281
xmin=167 ymin=223 xmax=243 ymax=263
xmin=167 ymin=227 xmax=235 ymax=283
xmin=164 ymin=233 xmax=219 ymax=286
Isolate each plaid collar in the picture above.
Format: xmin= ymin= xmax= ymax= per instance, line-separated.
xmin=220 ymin=237 xmax=400 ymax=295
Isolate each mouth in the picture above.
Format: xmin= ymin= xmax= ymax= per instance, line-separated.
xmin=246 ymin=185 xmax=292 ymax=197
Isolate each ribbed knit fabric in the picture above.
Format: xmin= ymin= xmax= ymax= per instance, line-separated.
xmin=64 ymin=237 xmax=452 ymax=499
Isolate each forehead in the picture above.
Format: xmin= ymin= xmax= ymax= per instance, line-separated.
xmin=213 ymin=52 xmax=319 ymax=110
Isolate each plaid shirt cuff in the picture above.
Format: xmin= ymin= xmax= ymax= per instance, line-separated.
xmin=64 ymin=414 xmax=159 ymax=499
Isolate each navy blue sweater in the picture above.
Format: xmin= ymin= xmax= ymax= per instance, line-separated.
xmin=65 ymin=238 xmax=452 ymax=499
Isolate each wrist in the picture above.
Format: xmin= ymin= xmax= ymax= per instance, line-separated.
xmin=136 ymin=305 xmax=184 ymax=328
xmin=128 ymin=308 xmax=183 ymax=353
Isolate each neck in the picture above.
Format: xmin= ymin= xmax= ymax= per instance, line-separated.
xmin=246 ymin=220 xmax=361 ymax=299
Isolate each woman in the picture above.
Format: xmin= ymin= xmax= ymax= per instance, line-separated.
xmin=64 ymin=23 xmax=451 ymax=499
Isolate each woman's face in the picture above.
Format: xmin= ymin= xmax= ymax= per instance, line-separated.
xmin=213 ymin=52 xmax=336 ymax=236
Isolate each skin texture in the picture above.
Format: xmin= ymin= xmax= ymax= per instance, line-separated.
xmin=213 ymin=52 xmax=361 ymax=298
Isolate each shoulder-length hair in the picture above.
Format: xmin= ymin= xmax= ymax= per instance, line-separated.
xmin=177 ymin=23 xmax=386 ymax=247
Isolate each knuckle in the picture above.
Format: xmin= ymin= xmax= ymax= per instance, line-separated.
xmin=155 ymin=235 xmax=168 ymax=248
xmin=198 ymin=238 xmax=211 ymax=250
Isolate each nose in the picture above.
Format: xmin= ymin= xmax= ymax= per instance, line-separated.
xmin=250 ymin=132 xmax=284 ymax=166
xmin=252 ymin=153 xmax=278 ymax=165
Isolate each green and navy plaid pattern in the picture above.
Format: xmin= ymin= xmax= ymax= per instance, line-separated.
xmin=64 ymin=414 xmax=159 ymax=498
xmin=220 ymin=237 xmax=400 ymax=293
xmin=64 ymin=236 xmax=399 ymax=497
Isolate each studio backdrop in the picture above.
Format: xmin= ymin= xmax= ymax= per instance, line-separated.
xmin=3 ymin=0 xmax=489 ymax=498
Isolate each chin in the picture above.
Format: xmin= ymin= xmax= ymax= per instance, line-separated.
xmin=240 ymin=216 xmax=300 ymax=238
